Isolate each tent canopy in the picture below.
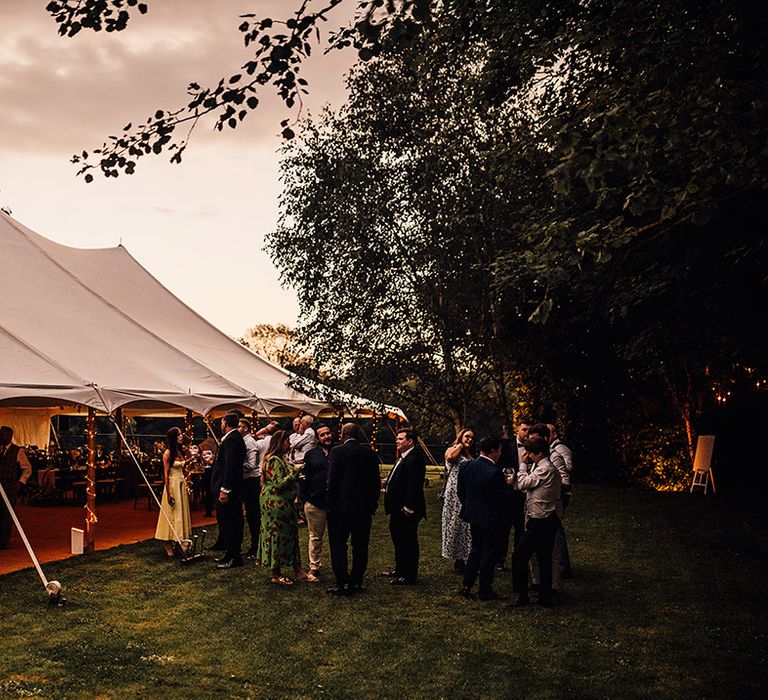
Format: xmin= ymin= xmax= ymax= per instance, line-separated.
xmin=0 ymin=212 xmax=336 ymax=417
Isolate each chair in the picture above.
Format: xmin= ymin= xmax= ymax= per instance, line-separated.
xmin=134 ymin=480 xmax=164 ymax=510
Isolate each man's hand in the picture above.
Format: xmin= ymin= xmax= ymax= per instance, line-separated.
xmin=219 ymin=490 xmax=230 ymax=504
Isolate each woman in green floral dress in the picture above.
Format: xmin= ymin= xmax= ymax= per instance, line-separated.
xmin=257 ymin=430 xmax=317 ymax=585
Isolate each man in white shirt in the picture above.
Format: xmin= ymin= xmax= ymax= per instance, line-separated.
xmin=510 ymin=435 xmax=561 ymax=607
xmin=548 ymin=423 xmax=574 ymax=577
xmin=290 ymin=415 xmax=317 ymax=466
xmin=238 ymin=418 xmax=261 ymax=558
xmin=0 ymin=426 xmax=32 ymax=548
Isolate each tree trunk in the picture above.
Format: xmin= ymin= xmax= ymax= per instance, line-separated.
xmin=664 ymin=368 xmax=695 ymax=465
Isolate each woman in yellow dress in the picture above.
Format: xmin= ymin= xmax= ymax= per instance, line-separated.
xmin=154 ymin=426 xmax=192 ymax=556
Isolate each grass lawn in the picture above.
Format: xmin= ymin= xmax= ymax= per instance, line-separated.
xmin=1 ymin=484 xmax=767 ymax=699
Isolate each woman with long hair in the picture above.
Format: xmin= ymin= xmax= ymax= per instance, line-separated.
xmin=154 ymin=426 xmax=192 ymax=556
xmin=442 ymin=427 xmax=475 ymax=572
xmin=257 ymin=429 xmax=317 ymax=585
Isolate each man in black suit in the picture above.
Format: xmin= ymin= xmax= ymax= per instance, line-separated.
xmin=457 ymin=435 xmax=507 ymax=601
xmin=496 ymin=419 xmax=532 ymax=570
xmin=383 ymin=427 xmax=427 ymax=585
xmin=210 ymin=412 xmax=246 ymax=569
xmin=325 ymin=423 xmax=381 ymax=595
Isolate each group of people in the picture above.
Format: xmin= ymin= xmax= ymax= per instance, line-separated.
xmin=154 ymin=413 xmax=429 ymax=595
xmin=154 ymin=412 xmax=573 ymax=607
xmin=2 ymin=410 xmax=573 ymax=607
xmin=443 ymin=420 xmax=573 ymax=606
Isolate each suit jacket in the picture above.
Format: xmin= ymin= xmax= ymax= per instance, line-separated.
xmin=326 ymin=439 xmax=381 ymax=517
xmin=498 ymin=438 xmax=521 ymax=471
xmin=384 ymin=446 xmax=427 ymax=519
xmin=457 ymin=456 xmax=506 ymax=528
xmin=300 ymin=444 xmax=333 ymax=508
xmin=210 ymin=429 xmax=246 ymax=497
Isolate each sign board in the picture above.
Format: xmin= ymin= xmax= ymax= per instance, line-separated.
xmin=693 ymin=435 xmax=715 ymax=473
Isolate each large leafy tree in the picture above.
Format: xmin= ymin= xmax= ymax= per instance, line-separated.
xmin=267 ymin=46 xmax=498 ymax=433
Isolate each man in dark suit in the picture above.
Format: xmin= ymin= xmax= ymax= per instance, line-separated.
xmin=457 ymin=435 xmax=507 ymax=601
xmin=210 ymin=412 xmax=246 ymax=569
xmin=496 ymin=419 xmax=532 ymax=570
xmin=325 ymin=423 xmax=381 ymax=595
xmin=383 ymin=427 xmax=427 ymax=585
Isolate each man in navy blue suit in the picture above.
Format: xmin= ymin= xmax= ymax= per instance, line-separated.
xmin=457 ymin=435 xmax=507 ymax=601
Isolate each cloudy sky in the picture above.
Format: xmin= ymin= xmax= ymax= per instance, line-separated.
xmin=0 ymin=0 xmax=355 ymax=336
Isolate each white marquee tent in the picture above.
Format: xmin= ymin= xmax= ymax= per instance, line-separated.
xmin=0 ymin=211 xmax=336 ymax=442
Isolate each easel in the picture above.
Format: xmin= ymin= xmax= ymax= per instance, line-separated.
xmin=690 ymin=435 xmax=716 ymax=494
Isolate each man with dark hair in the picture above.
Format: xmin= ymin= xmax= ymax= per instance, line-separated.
xmin=300 ymin=423 xmax=334 ymax=576
xmin=496 ymin=419 xmax=532 ymax=571
xmin=510 ymin=435 xmax=562 ymax=607
xmin=325 ymin=422 xmax=381 ymax=595
xmin=0 ymin=426 xmax=32 ymax=549
xmin=211 ymin=413 xmax=246 ymax=569
xmin=383 ymin=427 xmax=427 ymax=585
xmin=237 ymin=417 xmax=261 ymax=559
xmin=457 ymin=436 xmax=507 ymax=601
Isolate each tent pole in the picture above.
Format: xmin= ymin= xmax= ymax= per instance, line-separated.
xmin=204 ymin=415 xmax=221 ymax=446
xmin=50 ymin=417 xmax=61 ymax=449
xmin=85 ymin=407 xmax=97 ymax=553
xmin=113 ymin=408 xmax=123 ymax=463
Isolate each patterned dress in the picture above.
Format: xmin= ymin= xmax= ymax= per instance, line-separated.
xmin=257 ymin=455 xmax=301 ymax=568
xmin=441 ymin=456 xmax=472 ymax=560
xmin=154 ymin=458 xmax=192 ymax=542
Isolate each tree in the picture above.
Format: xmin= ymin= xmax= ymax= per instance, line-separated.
xmin=46 ymin=0 xmax=440 ymax=180
xmin=238 ymin=323 xmax=308 ymax=369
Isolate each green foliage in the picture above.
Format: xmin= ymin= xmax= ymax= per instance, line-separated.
xmin=48 ymin=1 xmax=768 ymax=484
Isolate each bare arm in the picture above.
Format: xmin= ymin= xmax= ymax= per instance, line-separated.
xmin=163 ymin=449 xmax=175 ymax=506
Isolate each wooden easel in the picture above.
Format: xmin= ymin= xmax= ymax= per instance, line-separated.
xmin=690 ymin=435 xmax=716 ymax=494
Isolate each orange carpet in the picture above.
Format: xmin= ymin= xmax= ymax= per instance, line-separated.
xmin=0 ymin=500 xmax=216 ymax=575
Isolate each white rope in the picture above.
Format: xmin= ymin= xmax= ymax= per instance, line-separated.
xmin=110 ymin=417 xmax=183 ymax=545
xmin=0 ymin=480 xmax=50 ymax=589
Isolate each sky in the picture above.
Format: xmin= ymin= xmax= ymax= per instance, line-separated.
xmin=0 ymin=0 xmax=356 ymax=336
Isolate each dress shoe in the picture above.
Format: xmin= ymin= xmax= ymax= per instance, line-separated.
xmin=326 ymin=584 xmax=353 ymax=596
xmin=507 ymin=597 xmax=530 ymax=608
xmin=380 ymin=570 xmax=398 ymax=577
xmin=213 ymin=555 xmax=229 ymax=563
xmin=216 ymin=558 xmax=244 ymax=569
xmin=390 ymin=577 xmax=416 ymax=586
xmin=478 ymin=591 xmax=506 ymax=602
xmin=495 ymin=562 xmax=508 ymax=572
xmin=349 ymin=583 xmax=365 ymax=594
xmin=245 ymin=550 xmax=259 ymax=560
xmin=457 ymin=586 xmax=473 ymax=598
